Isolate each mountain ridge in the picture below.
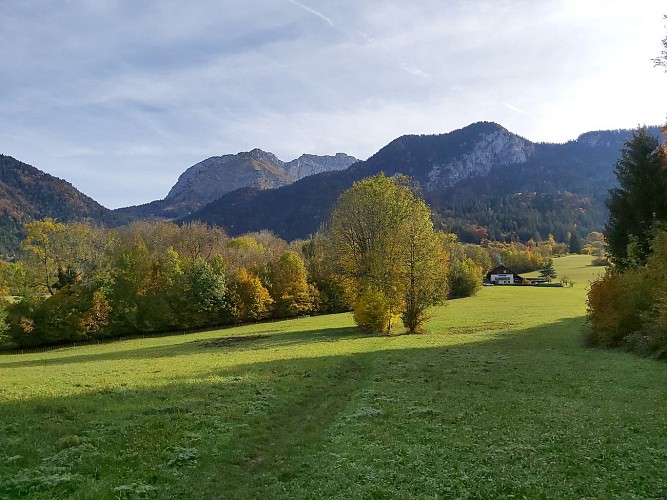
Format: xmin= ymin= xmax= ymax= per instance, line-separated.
xmin=115 ymin=149 xmax=358 ymax=221
xmin=1 ymin=122 xmax=662 ymax=258
xmin=183 ymin=122 xmax=662 ymax=242
xmin=0 ymin=154 xmax=116 ymax=259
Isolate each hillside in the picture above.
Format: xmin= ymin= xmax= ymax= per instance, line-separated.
xmin=185 ymin=122 xmax=660 ymax=242
xmin=115 ymin=150 xmax=357 ymax=221
xmin=0 ymin=155 xmax=115 ymax=259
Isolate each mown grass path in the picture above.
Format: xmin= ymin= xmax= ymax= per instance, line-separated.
xmin=1 ymin=256 xmax=665 ymax=498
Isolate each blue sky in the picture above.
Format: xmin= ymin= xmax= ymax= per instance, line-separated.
xmin=1 ymin=0 xmax=666 ymax=208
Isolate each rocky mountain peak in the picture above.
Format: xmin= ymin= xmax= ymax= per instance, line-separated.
xmin=164 ymin=151 xmax=292 ymax=209
xmin=283 ymin=153 xmax=358 ymax=180
xmin=245 ymin=148 xmax=285 ymax=166
xmin=425 ymin=125 xmax=535 ymax=190
xmin=160 ymin=148 xmax=359 ymax=215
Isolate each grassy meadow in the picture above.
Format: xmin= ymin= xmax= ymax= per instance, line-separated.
xmin=1 ymin=255 xmax=666 ymax=498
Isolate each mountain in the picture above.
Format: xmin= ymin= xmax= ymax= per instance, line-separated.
xmin=0 ymin=155 xmax=115 ymax=259
xmin=115 ymin=149 xmax=358 ymax=220
xmin=283 ymin=153 xmax=358 ymax=180
xmin=183 ymin=122 xmax=661 ymax=242
xmin=1 ymin=122 xmax=658 ymax=258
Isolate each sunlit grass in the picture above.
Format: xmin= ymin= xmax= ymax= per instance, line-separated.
xmin=0 ymin=255 xmax=664 ymax=499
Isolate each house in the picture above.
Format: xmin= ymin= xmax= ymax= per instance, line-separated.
xmin=485 ymin=265 xmax=526 ymax=285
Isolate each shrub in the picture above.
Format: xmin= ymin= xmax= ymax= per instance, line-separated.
xmin=585 ymin=269 xmax=653 ymax=349
xmin=448 ymin=258 xmax=482 ymax=299
xmin=353 ymin=287 xmax=398 ymax=333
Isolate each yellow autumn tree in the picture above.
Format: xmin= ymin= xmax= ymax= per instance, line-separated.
xmin=327 ymin=174 xmax=447 ymax=334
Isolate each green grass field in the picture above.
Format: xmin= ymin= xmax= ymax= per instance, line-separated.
xmin=1 ymin=255 xmax=665 ymax=499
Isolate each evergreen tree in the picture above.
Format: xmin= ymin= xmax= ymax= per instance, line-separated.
xmin=539 ymin=258 xmax=557 ymax=282
xmin=605 ymin=127 xmax=667 ymax=269
xmin=569 ymin=231 xmax=583 ymax=254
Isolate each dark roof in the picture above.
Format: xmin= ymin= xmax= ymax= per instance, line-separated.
xmin=488 ymin=265 xmax=516 ymax=275
xmin=485 ymin=265 xmax=526 ymax=282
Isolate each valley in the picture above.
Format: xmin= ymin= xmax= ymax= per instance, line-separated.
xmin=1 ymin=256 xmax=665 ymax=498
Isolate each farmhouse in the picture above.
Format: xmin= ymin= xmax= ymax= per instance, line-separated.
xmin=485 ymin=265 xmax=526 ymax=285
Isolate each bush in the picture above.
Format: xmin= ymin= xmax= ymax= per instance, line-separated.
xmin=586 ymin=230 xmax=667 ymax=358
xmin=591 ymin=256 xmax=611 ymax=266
xmin=585 ymin=268 xmax=655 ymax=349
xmin=353 ymin=287 xmax=398 ymax=333
xmin=448 ymin=258 xmax=482 ymax=299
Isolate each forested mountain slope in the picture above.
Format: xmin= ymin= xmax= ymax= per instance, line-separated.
xmin=0 ymin=155 xmax=114 ymax=259
xmin=185 ymin=122 xmax=659 ymax=242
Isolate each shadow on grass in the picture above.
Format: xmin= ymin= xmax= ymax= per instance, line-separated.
xmin=1 ymin=315 xmax=665 ymax=499
xmin=0 ymin=314 xmax=636 ymax=375
xmin=0 ymin=325 xmax=367 ymax=369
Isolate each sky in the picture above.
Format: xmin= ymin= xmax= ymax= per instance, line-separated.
xmin=1 ymin=0 xmax=666 ymax=209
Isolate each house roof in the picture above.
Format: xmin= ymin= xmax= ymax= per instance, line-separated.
xmin=485 ymin=265 xmax=526 ymax=282
xmin=487 ymin=265 xmax=516 ymax=275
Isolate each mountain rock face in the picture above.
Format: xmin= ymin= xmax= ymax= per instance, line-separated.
xmin=283 ymin=153 xmax=358 ymax=180
xmin=115 ymin=149 xmax=358 ymax=220
xmin=425 ymin=128 xmax=535 ymax=189
xmin=165 ymin=149 xmax=293 ymax=211
xmin=0 ymin=155 xmax=115 ymax=258
xmin=346 ymin=122 xmax=534 ymax=189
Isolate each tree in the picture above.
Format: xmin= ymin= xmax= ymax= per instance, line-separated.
xmin=539 ymin=258 xmax=557 ymax=282
xmin=653 ymin=15 xmax=667 ymax=70
xmin=448 ymin=257 xmax=482 ymax=298
xmin=301 ymin=233 xmax=349 ymax=314
xmin=605 ymin=127 xmax=667 ymax=269
xmin=400 ymin=219 xmax=449 ymax=333
xmin=569 ymin=230 xmax=583 ymax=254
xmin=0 ymin=299 xmax=9 ymax=344
xmin=180 ymin=257 xmax=232 ymax=328
xmin=22 ymin=218 xmax=67 ymax=295
xmin=327 ymin=174 xmax=447 ymax=333
xmin=136 ymin=247 xmax=184 ymax=332
xmin=231 ymin=268 xmax=273 ymax=322
xmin=268 ymin=250 xmax=313 ymax=318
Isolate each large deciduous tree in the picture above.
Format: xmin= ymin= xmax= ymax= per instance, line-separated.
xmin=605 ymin=127 xmax=667 ymax=269
xmin=400 ymin=215 xmax=449 ymax=333
xmin=327 ymin=174 xmax=447 ymax=334
xmin=22 ymin=218 xmax=67 ymax=295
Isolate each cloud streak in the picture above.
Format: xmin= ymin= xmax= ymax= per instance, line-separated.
xmin=286 ymin=0 xmax=335 ymax=29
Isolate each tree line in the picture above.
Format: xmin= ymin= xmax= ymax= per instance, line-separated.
xmin=586 ymin=127 xmax=667 ymax=358
xmin=0 ymin=174 xmax=574 ymax=347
